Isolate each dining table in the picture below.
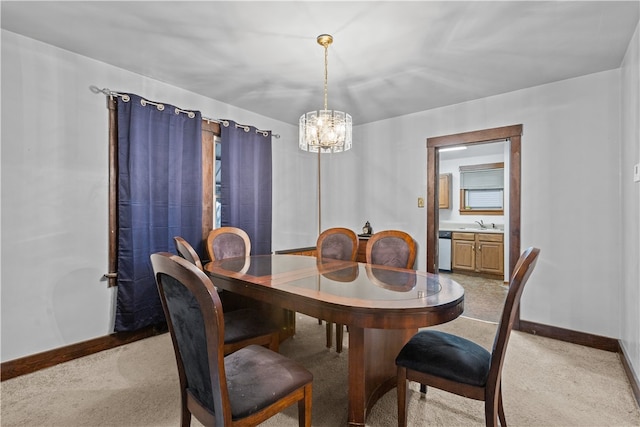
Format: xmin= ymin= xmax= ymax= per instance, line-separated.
xmin=204 ymin=254 xmax=464 ymax=426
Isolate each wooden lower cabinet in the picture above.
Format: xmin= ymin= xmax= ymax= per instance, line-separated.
xmin=452 ymin=232 xmax=504 ymax=277
xmin=452 ymin=233 xmax=475 ymax=271
xmin=476 ymin=233 xmax=504 ymax=275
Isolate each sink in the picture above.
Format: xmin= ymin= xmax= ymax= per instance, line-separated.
xmin=457 ymin=227 xmax=503 ymax=233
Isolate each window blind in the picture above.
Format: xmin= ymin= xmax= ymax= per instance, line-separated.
xmin=465 ymin=189 xmax=503 ymax=209
xmin=460 ymin=168 xmax=504 ymax=189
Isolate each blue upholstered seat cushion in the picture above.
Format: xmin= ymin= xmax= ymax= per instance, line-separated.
xmin=395 ymin=330 xmax=491 ymax=387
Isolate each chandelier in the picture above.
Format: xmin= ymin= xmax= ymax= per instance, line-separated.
xmin=299 ymin=34 xmax=352 ymax=153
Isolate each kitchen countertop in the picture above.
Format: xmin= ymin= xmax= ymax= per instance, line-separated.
xmin=439 ymin=224 xmax=504 ymax=234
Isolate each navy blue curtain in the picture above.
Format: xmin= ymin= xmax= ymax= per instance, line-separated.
xmin=220 ymin=121 xmax=272 ymax=255
xmin=115 ymin=93 xmax=202 ymax=332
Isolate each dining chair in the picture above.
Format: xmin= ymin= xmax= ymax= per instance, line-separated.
xmin=366 ymin=230 xmax=417 ymax=269
xmin=173 ymin=236 xmax=280 ymax=356
xmin=316 ymin=227 xmax=358 ymax=262
xmin=395 ymin=247 xmax=540 ymax=427
xmin=206 ymin=226 xmax=251 ymax=262
xmin=150 ymin=252 xmax=313 ymax=427
xmin=174 ymin=235 xmax=204 ymax=270
xmin=316 ymin=227 xmax=358 ymax=353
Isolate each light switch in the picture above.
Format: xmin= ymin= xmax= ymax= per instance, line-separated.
xmin=634 ymin=163 xmax=640 ymax=183
xmin=417 ymin=197 xmax=425 ymax=208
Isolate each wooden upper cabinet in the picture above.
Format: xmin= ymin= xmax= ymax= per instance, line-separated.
xmin=439 ymin=173 xmax=451 ymax=209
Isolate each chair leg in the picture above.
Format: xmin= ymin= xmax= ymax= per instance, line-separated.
xmin=298 ymin=383 xmax=313 ymax=427
xmin=419 ymin=384 xmax=427 ymax=395
xmin=268 ymin=332 xmax=280 ymax=353
xmin=485 ymin=393 xmax=499 ymax=427
xmin=325 ymin=322 xmax=333 ymax=348
xmin=498 ymin=386 xmax=506 ymax=426
xmin=396 ymin=366 xmax=408 ymax=427
xmin=336 ymin=324 xmax=344 ymax=353
xmin=318 ymin=318 xmax=322 ymax=325
xmin=180 ymin=393 xmax=191 ymax=427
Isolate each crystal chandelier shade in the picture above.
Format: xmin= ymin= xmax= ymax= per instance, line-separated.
xmin=299 ymin=110 xmax=352 ymax=153
xmin=299 ymin=34 xmax=352 ymax=153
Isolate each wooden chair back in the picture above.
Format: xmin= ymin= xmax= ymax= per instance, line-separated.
xmin=206 ymin=227 xmax=251 ymax=261
xmin=173 ymin=236 xmax=204 ymax=270
xmin=366 ymin=230 xmax=417 ymax=269
xmin=151 ymin=252 xmax=230 ymax=425
xmin=315 ymin=227 xmax=358 ymax=353
xmin=488 ymin=246 xmax=541 ymax=391
xmin=316 ymin=227 xmax=358 ymax=261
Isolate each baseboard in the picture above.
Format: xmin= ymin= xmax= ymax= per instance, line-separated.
xmin=1 ymin=323 xmax=167 ymax=381
xmin=518 ymin=320 xmax=620 ymax=352
xmin=620 ymin=342 xmax=640 ymax=408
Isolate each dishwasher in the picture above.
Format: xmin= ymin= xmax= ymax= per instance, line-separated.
xmin=438 ymin=230 xmax=452 ymax=272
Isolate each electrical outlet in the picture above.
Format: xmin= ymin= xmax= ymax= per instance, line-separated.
xmin=634 ymin=163 xmax=640 ymax=183
xmin=417 ymin=197 xmax=425 ymax=208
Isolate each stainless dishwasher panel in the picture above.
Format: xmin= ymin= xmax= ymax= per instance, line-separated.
xmin=438 ymin=230 xmax=452 ymax=272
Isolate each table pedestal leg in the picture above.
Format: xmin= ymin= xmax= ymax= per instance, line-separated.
xmin=347 ymin=326 xmax=416 ymax=426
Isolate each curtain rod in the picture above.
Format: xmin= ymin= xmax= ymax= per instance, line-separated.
xmin=90 ymin=86 xmax=280 ymax=138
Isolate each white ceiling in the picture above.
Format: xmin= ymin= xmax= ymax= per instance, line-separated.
xmin=2 ymin=1 xmax=638 ymax=125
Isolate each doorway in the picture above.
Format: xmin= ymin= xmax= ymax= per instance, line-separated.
xmin=426 ymin=124 xmax=522 ymax=323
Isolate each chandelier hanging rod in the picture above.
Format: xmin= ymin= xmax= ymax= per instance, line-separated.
xmin=318 ymin=34 xmax=332 ymax=112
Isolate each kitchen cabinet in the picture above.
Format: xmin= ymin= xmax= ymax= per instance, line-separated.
xmin=439 ymin=173 xmax=451 ymax=209
xmin=452 ymin=232 xmax=503 ymax=277
xmin=476 ymin=233 xmax=504 ymax=275
xmin=452 ymin=232 xmax=475 ymax=271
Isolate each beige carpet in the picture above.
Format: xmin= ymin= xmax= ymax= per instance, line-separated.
xmin=1 ymin=314 xmax=639 ymax=426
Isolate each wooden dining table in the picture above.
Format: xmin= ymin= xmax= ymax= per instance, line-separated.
xmin=204 ymin=254 xmax=464 ymax=426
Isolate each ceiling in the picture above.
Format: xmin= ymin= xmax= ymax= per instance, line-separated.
xmin=2 ymin=1 xmax=638 ymax=126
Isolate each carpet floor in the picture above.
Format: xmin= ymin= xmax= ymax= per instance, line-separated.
xmin=1 ymin=313 xmax=639 ymax=426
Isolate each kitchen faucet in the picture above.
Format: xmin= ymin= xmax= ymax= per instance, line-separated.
xmin=475 ymin=220 xmax=486 ymax=229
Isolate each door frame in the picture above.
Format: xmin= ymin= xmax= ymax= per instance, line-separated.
xmin=426 ymin=124 xmax=522 ymax=283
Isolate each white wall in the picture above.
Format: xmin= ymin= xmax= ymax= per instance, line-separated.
xmin=620 ymin=21 xmax=640 ymax=386
xmin=0 ymin=30 xmax=307 ymax=361
xmin=327 ymin=69 xmax=624 ymax=341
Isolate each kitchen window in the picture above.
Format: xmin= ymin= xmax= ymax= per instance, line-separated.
xmin=459 ymin=162 xmax=504 ymax=215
